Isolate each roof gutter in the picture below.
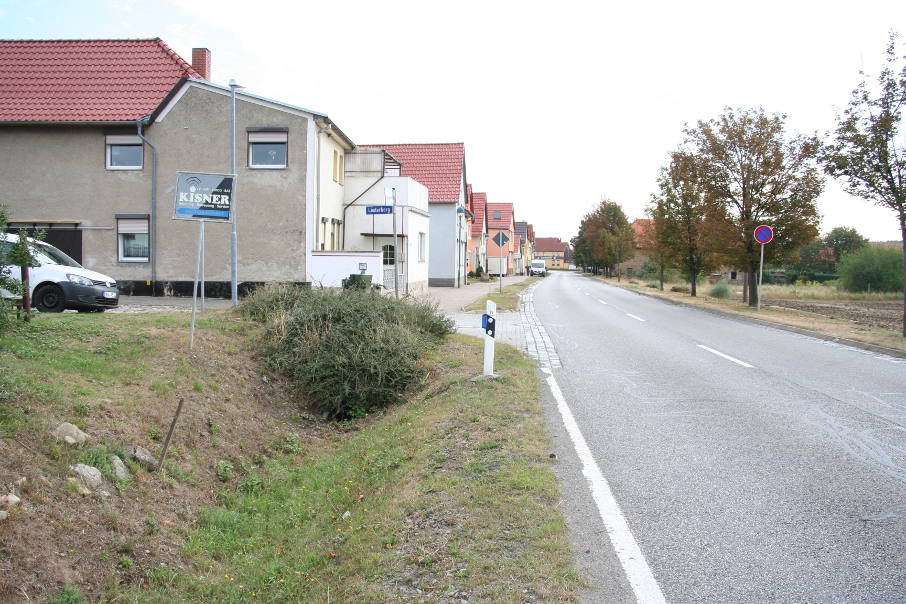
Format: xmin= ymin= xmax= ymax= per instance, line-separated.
xmin=136 ymin=117 xmax=158 ymax=292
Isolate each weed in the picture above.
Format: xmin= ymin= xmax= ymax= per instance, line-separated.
xmin=709 ymin=281 xmax=731 ymax=299
xmin=118 ymin=555 xmax=134 ymax=569
xmin=274 ymin=433 xmax=303 ymax=455
xmin=239 ymin=475 xmax=264 ymax=494
xmin=146 ymin=516 xmax=161 ymax=535
xmin=215 ymin=460 xmax=235 ymax=482
xmin=149 ymin=379 xmax=173 ymax=395
xmin=148 ymin=427 xmax=163 ymax=441
xmin=78 ymin=445 xmax=130 ymax=489
xmin=192 ymin=380 xmax=205 ymax=392
xmin=477 ymin=440 xmax=504 ymax=451
xmin=73 ymin=402 xmax=92 ymax=416
xmin=49 ymin=584 xmax=88 ymax=604
xmin=205 ymin=416 xmax=220 ymax=436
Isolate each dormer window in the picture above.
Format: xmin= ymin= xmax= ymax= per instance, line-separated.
xmin=493 ymin=211 xmax=502 ymax=220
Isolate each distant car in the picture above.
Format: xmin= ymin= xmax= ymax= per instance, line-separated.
xmin=1 ymin=232 xmax=118 ymax=312
xmin=529 ymin=260 xmax=547 ymax=277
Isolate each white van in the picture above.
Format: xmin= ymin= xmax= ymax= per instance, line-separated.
xmin=1 ymin=233 xmax=118 ymax=312
xmin=529 ymin=260 xmax=547 ymax=277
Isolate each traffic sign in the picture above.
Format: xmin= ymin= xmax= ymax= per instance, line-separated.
xmin=492 ymin=231 xmax=510 ymax=247
xmin=366 ymin=205 xmax=393 ymax=215
xmin=754 ymin=225 xmax=774 ymax=244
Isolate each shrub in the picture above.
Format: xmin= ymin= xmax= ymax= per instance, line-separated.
xmin=838 ymin=246 xmax=903 ymax=293
xmin=239 ymin=283 xmax=312 ymax=323
xmin=709 ymin=282 xmax=730 ymax=299
xmin=215 ymin=460 xmax=235 ymax=482
xmin=670 ymin=285 xmax=690 ymax=293
xmin=50 ymin=585 xmax=88 ymax=604
xmin=252 ymin=288 xmax=453 ymax=419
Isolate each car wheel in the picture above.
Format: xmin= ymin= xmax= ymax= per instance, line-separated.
xmin=34 ymin=284 xmax=66 ymax=312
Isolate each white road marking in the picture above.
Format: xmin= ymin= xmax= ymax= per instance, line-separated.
xmin=697 ymin=344 xmax=754 ymax=368
xmin=626 ymin=313 xmax=646 ymax=322
xmin=542 ymin=367 xmax=667 ymax=604
xmin=597 ymin=299 xmax=609 ymax=305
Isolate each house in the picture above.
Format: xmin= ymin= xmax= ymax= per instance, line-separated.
xmin=326 ymin=148 xmax=430 ymax=294
xmin=515 ymin=221 xmax=534 ymax=275
xmin=486 ymin=202 xmax=517 ymax=276
xmin=359 ymin=143 xmax=469 ymax=287
xmin=534 ymin=237 xmax=569 ymax=269
xmin=615 ymin=218 xmax=652 ymax=278
xmin=469 ymin=191 xmax=488 ymax=274
xmin=0 ymin=38 xmax=351 ymax=296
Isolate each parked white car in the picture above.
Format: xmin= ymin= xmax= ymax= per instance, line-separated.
xmin=529 ymin=260 xmax=547 ymax=277
xmin=1 ymin=232 xmax=119 ymax=312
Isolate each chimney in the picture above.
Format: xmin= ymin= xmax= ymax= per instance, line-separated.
xmin=191 ymin=48 xmax=211 ymax=80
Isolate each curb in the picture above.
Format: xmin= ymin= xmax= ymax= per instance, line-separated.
xmin=583 ymin=275 xmax=906 ymax=361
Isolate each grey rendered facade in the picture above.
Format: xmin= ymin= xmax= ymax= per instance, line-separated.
xmin=0 ymin=81 xmax=316 ymax=295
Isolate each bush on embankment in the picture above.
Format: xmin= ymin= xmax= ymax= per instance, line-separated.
xmin=240 ymin=285 xmax=454 ymax=419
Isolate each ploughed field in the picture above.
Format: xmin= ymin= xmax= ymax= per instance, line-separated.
xmin=763 ymin=298 xmax=903 ymax=332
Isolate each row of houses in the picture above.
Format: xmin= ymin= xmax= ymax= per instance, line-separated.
xmin=0 ymin=38 xmax=555 ymax=296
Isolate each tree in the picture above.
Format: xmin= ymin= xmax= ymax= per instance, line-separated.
xmin=576 ymin=199 xmax=635 ymax=276
xmin=838 ymin=246 xmax=903 ymax=293
xmin=685 ymin=107 xmax=824 ymax=306
xmin=640 ymin=202 xmax=674 ymax=290
xmin=791 ymin=237 xmax=835 ymax=275
xmin=821 ymin=32 xmax=906 ymax=334
xmin=651 ymin=152 xmax=727 ymax=296
xmin=824 ymin=226 xmax=869 ymax=262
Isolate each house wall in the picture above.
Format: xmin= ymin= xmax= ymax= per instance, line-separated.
xmin=429 ymin=203 xmax=458 ymax=287
xmin=316 ymin=131 xmax=347 ymax=250
xmin=309 ymin=250 xmax=381 ymax=288
xmin=0 ymin=83 xmax=312 ymax=295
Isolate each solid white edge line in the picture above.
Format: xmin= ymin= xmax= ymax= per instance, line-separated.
xmin=697 ymin=344 xmax=754 ymax=368
xmin=542 ymin=367 xmax=667 ymax=604
xmin=626 ymin=313 xmax=646 ymax=322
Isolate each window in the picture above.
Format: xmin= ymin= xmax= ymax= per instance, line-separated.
xmin=106 ymin=135 xmax=143 ymax=170
xmin=493 ymin=211 xmax=502 ymax=220
xmin=418 ymin=232 xmax=426 ymax=262
xmin=248 ymin=130 xmax=287 ymax=168
xmin=332 ymin=150 xmax=344 ymax=184
xmin=382 ymin=244 xmax=395 ymax=266
xmin=116 ymin=215 xmax=149 ymax=262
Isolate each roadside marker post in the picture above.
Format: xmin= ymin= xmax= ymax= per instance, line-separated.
xmin=482 ymin=299 xmax=497 ymax=378
xmin=754 ymin=225 xmax=774 ymax=311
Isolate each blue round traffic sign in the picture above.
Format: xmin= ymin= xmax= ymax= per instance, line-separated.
xmin=754 ymin=225 xmax=774 ymax=244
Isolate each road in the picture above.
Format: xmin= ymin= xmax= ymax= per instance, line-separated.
xmin=531 ymin=272 xmax=906 ymax=603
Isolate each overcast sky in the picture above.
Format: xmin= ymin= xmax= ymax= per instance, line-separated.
xmin=2 ymin=0 xmax=904 ymax=242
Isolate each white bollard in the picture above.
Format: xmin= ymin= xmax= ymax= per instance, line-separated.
xmin=483 ymin=299 xmax=496 ymax=376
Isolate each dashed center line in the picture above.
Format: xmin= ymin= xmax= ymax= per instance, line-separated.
xmin=626 ymin=313 xmax=646 ymax=322
xmin=597 ymin=299 xmax=609 ymax=305
xmin=697 ymin=344 xmax=754 ymax=368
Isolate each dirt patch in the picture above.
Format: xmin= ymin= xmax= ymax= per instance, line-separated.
xmin=763 ymin=299 xmax=904 ymax=332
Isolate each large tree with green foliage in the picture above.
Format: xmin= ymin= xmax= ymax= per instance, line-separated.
xmin=651 ymin=152 xmax=726 ymax=296
xmin=685 ymin=107 xmax=824 ymax=306
xmin=573 ymin=198 xmax=635 ymax=276
xmin=822 ymin=32 xmax=906 ymax=335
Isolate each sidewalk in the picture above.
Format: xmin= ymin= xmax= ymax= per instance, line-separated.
xmin=416 ymin=274 xmax=531 ymax=314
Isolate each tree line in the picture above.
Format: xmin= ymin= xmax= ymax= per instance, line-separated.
xmin=572 ymin=32 xmax=906 ymax=336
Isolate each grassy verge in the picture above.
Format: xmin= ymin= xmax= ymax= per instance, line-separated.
xmin=464 ymin=277 xmax=539 ymax=312
xmin=117 ymin=334 xmax=581 ymax=602
xmin=593 ymin=275 xmax=906 ymax=352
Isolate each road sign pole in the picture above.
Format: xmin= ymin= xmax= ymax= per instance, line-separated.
xmin=391 ymin=188 xmax=399 ymax=299
xmin=757 ymin=242 xmax=764 ymax=311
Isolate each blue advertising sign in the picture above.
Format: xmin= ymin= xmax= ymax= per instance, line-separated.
xmin=366 ymin=205 xmax=394 ymax=215
xmin=173 ymin=172 xmax=235 ymax=222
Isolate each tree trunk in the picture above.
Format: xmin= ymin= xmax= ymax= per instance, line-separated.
xmin=690 ymin=269 xmax=698 ymax=297
xmin=742 ymin=272 xmax=748 ymax=304
xmin=659 ymin=264 xmax=665 ymax=291
xmin=748 ymin=261 xmax=759 ymax=307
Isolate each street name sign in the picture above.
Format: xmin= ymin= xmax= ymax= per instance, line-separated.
xmin=366 ymin=205 xmax=393 ymax=215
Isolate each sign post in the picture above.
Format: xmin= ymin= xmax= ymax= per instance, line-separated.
xmin=753 ymin=225 xmax=774 ymax=311
xmin=482 ymin=299 xmax=497 ymax=377
xmin=492 ymin=231 xmax=510 ymax=293
xmin=173 ymin=172 xmax=235 ymax=349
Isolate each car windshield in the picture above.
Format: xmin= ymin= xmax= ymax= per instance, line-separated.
xmin=32 ymin=241 xmax=82 ymax=268
xmin=532 ymin=261 xmax=545 ymax=267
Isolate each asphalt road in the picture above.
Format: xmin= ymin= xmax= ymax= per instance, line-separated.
xmin=533 ymin=271 xmax=906 ymax=603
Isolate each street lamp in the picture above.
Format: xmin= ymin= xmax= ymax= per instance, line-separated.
xmin=229 ymin=79 xmax=243 ymax=306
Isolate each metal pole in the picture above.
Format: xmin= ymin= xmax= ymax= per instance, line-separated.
xmin=229 ymin=80 xmax=240 ymax=306
xmin=190 ymin=221 xmax=203 ymax=350
xmin=499 ymin=236 xmax=504 ymax=293
xmin=757 ymin=242 xmax=764 ymax=311
xmin=156 ymin=397 xmax=185 ymax=473
xmin=200 ymin=222 xmax=205 ymax=311
xmin=392 ymin=187 xmax=399 ymax=299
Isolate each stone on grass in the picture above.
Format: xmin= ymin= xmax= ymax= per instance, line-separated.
xmin=70 ymin=464 xmax=103 ymax=491
xmin=110 ymin=456 xmax=130 ymax=481
xmin=0 ymin=511 xmax=8 ymax=521
xmin=128 ymin=445 xmax=157 ymax=470
xmin=0 ymin=494 xmax=21 ymax=508
xmin=52 ymin=423 xmax=89 ymax=446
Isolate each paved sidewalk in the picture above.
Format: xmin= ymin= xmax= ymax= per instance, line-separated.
xmin=415 ymin=274 xmax=530 ymax=313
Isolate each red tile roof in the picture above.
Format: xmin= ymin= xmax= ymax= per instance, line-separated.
xmin=360 ymin=143 xmax=464 ymax=203
xmin=471 ymin=192 xmax=487 ymax=236
xmin=0 ymin=38 xmax=202 ymax=122
xmin=535 ymin=237 xmax=568 ymax=253
xmin=487 ymin=202 xmax=514 ymax=231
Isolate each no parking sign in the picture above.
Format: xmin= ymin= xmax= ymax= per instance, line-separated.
xmin=754 ymin=225 xmax=774 ymax=244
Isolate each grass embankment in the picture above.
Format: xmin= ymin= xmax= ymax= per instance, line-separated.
xmin=464 ymin=277 xmax=539 ymax=312
xmin=594 ymin=275 xmax=906 ymax=353
xmin=0 ymin=312 xmax=581 ymax=602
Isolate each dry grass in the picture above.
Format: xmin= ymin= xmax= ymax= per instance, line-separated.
xmin=464 ymin=277 xmax=539 ymax=312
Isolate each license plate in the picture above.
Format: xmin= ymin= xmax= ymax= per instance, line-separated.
xmin=103 ymin=291 xmax=117 ymax=299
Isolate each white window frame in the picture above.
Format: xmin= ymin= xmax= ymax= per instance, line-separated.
xmin=117 ymin=216 xmax=150 ymax=263
xmin=106 ymin=135 xmax=143 ymax=170
xmin=418 ymin=232 xmax=426 ymax=262
xmin=248 ymin=131 xmax=288 ymax=169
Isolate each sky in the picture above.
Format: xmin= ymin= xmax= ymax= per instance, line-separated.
xmin=2 ymin=0 xmax=905 ymax=242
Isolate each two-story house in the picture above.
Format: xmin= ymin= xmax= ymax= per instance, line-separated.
xmin=486 ymin=202 xmax=516 ymax=276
